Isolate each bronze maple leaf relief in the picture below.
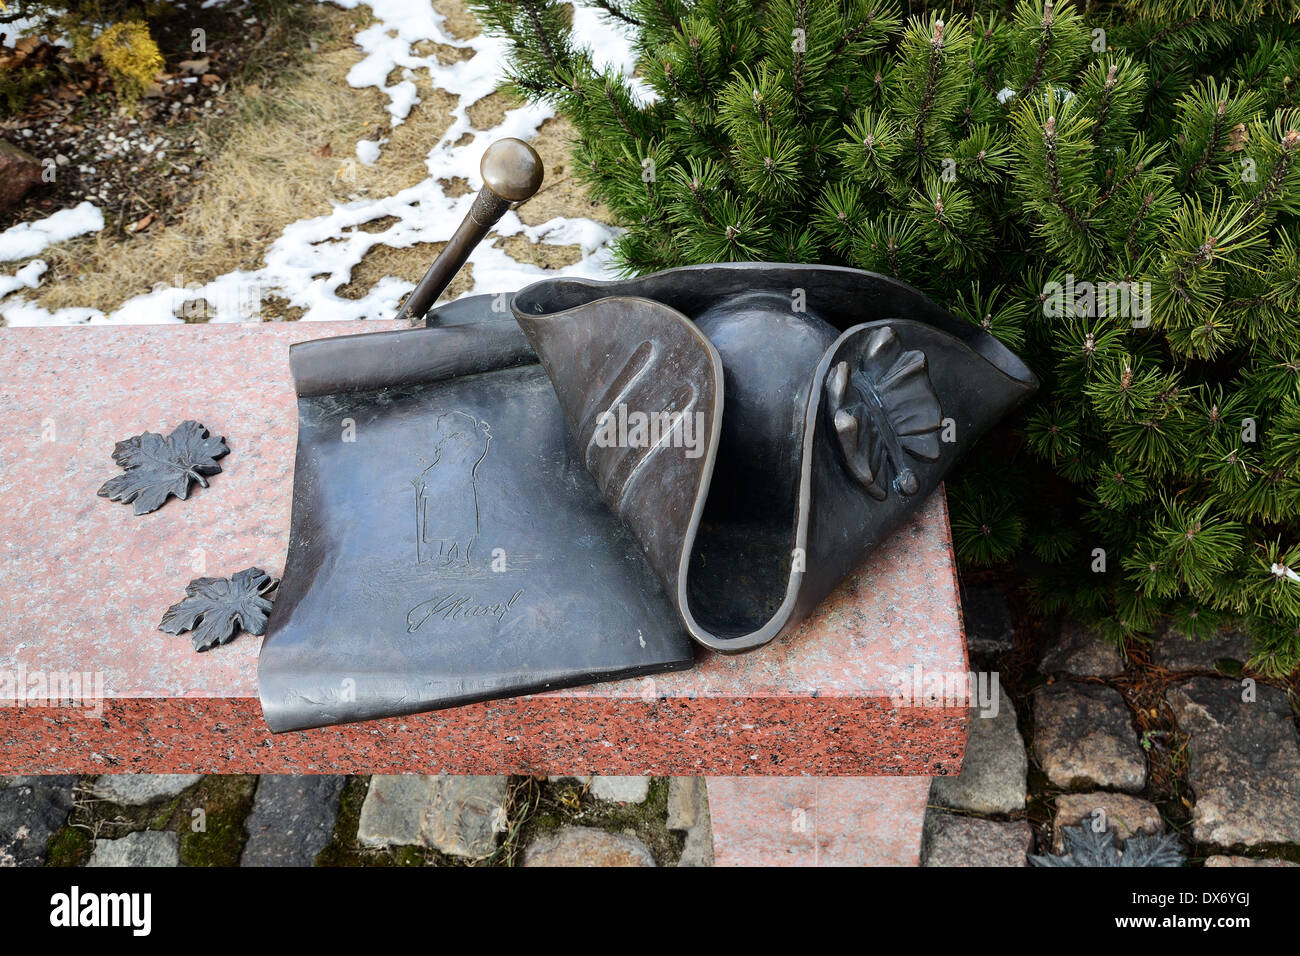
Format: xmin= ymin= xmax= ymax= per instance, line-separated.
xmin=97 ymin=420 xmax=229 ymax=515
xmin=159 ymin=567 xmax=278 ymax=652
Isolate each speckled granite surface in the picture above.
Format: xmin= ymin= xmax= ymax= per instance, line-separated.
xmin=0 ymin=322 xmax=968 ymax=774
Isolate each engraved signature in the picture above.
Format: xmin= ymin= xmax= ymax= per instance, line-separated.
xmin=406 ymin=589 xmax=524 ymax=632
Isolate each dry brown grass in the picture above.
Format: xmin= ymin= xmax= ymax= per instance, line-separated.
xmin=32 ymin=0 xmax=612 ymax=319
xmin=36 ymin=3 xmax=450 ymax=315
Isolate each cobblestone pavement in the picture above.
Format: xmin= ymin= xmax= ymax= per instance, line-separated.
xmin=922 ymin=584 xmax=1300 ymax=867
xmin=0 ymin=773 xmax=710 ymax=867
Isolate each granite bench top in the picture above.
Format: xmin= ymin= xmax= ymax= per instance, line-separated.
xmin=0 ymin=321 xmax=968 ymax=774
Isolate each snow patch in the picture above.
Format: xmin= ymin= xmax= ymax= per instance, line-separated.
xmin=9 ymin=0 xmax=639 ymax=326
xmin=0 ymin=202 xmax=104 ymax=262
xmin=0 ymin=259 xmax=48 ymax=299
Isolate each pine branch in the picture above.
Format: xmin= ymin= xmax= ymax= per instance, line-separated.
xmin=689 ymin=33 xmax=709 ymax=92
xmin=974 ymin=60 xmax=1001 ymax=97
xmin=1169 ymin=238 xmax=1219 ymax=305
xmin=1090 ymin=161 xmax=1143 ymax=214
xmin=521 ymin=0 xmax=562 ymax=72
xmin=1145 ymin=16 xmax=1200 ymax=50
xmin=1043 ymin=115 xmax=1089 ymax=234
xmin=1018 ymin=0 xmax=1056 ymax=100
xmin=592 ymin=1 xmax=641 ymax=26
xmin=791 ymin=1 xmax=809 ymax=116
xmin=604 ymin=78 xmax=638 ymax=138
xmin=1222 ymin=295 xmax=1268 ymax=311
xmin=1126 ymin=191 xmax=1155 ymax=260
xmin=1184 ymin=98 xmax=1227 ymax=189
xmin=645 ymin=0 xmax=682 ymax=33
xmin=1242 ymin=128 xmax=1300 ymax=221
xmin=688 ymin=182 xmax=715 ymax=225
xmin=1092 ymin=63 xmax=1119 ymax=144
xmin=830 ymin=10 xmax=881 ymax=60
xmin=912 ymin=18 xmax=948 ymax=169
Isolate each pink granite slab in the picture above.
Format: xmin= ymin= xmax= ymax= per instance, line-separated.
xmin=0 ymin=322 xmax=968 ymax=774
xmin=706 ymin=776 xmax=933 ymax=865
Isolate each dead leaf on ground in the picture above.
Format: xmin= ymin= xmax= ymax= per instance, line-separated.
xmin=125 ymin=212 xmax=155 ymax=234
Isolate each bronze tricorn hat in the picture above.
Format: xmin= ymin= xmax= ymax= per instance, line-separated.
xmin=256 ymin=141 xmax=1037 ymax=732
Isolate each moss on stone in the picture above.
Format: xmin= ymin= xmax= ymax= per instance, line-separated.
xmin=390 ymin=846 xmax=426 ymax=866
xmin=254 ymin=773 xmax=686 ymax=867
xmin=63 ymin=780 xmax=172 ymax=841
xmin=312 ymin=775 xmax=370 ymax=867
xmin=177 ymin=775 xmax=257 ymax=867
xmin=45 ymin=825 xmax=92 ymax=867
xmin=148 ymin=795 xmax=182 ymax=831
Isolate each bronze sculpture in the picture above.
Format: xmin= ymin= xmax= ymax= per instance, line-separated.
xmin=257 ymin=139 xmax=1037 ymax=732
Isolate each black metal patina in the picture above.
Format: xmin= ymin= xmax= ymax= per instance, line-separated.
xmin=255 ymin=140 xmax=1039 ymax=732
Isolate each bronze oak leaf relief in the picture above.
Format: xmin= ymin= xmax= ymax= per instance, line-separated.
xmin=97 ymin=420 xmax=229 ymax=515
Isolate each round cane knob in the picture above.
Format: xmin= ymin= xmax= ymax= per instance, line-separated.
xmin=480 ymin=138 xmax=545 ymax=202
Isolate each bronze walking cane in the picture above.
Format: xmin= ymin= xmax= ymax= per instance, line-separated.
xmin=393 ymin=137 xmax=544 ymax=324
